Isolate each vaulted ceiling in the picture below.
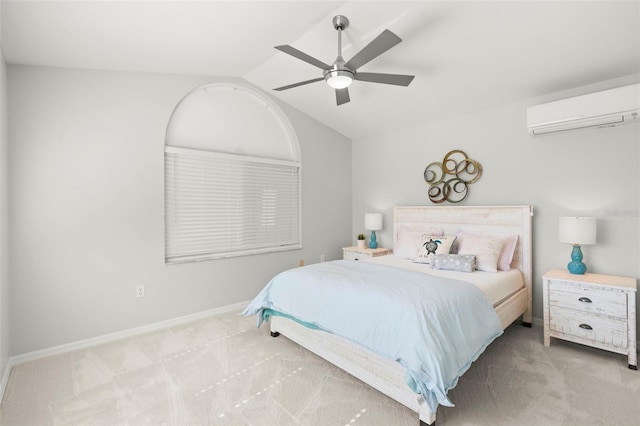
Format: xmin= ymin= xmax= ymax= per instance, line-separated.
xmin=2 ymin=1 xmax=639 ymax=139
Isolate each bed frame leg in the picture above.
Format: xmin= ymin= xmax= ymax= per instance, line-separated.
xmin=522 ymin=321 xmax=532 ymax=328
xmin=270 ymin=331 xmax=280 ymax=338
xmin=419 ymin=421 xmax=435 ymax=426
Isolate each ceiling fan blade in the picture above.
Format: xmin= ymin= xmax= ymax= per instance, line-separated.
xmin=345 ymin=29 xmax=402 ymax=70
xmin=275 ymin=45 xmax=332 ymax=70
xmin=336 ymin=88 xmax=350 ymax=105
xmin=354 ymin=72 xmax=415 ymax=86
xmin=274 ymin=77 xmax=324 ymax=91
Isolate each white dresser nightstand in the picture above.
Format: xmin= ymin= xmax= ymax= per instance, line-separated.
xmin=543 ymin=269 xmax=637 ymax=370
xmin=342 ymin=246 xmax=390 ymax=261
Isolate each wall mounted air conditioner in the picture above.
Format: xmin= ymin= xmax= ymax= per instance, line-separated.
xmin=527 ymin=83 xmax=640 ymax=136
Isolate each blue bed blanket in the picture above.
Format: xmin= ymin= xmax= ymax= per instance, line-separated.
xmin=242 ymin=260 xmax=503 ymax=412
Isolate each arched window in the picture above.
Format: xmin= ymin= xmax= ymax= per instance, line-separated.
xmin=164 ymin=83 xmax=301 ymax=263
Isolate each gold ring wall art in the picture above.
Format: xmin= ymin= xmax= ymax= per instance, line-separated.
xmin=423 ymin=150 xmax=483 ymax=203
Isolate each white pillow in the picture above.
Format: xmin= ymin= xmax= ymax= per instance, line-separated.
xmin=394 ymin=225 xmax=444 ymax=259
xmin=457 ymin=234 xmax=506 ymax=272
xmin=415 ymin=235 xmax=457 ymax=264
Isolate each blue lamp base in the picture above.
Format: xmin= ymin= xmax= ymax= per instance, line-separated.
xmin=369 ymin=231 xmax=378 ymax=249
xmin=567 ymin=244 xmax=587 ymax=275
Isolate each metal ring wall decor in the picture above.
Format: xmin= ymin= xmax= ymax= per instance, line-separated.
xmin=423 ymin=150 xmax=483 ymax=203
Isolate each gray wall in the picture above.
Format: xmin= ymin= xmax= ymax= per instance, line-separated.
xmin=5 ymin=64 xmax=638 ymax=357
xmin=8 ymin=65 xmax=352 ymax=355
xmin=0 ymin=10 xmax=11 ymax=382
xmin=352 ymin=75 xmax=640 ymax=332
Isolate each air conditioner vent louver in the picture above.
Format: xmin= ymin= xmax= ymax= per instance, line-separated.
xmin=527 ymin=83 xmax=640 ymax=136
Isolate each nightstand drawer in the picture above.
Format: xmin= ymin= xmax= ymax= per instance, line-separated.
xmin=343 ymin=250 xmax=364 ymax=261
xmin=549 ymin=306 xmax=628 ymax=348
xmin=549 ymin=282 xmax=628 ymax=318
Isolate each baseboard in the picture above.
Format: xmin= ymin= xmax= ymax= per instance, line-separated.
xmin=1 ymin=300 xmax=251 ymax=405
xmin=8 ymin=300 xmax=251 ymax=366
xmin=0 ymin=359 xmax=11 ymax=405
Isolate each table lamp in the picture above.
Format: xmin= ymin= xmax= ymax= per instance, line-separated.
xmin=559 ymin=217 xmax=596 ymax=275
xmin=365 ymin=213 xmax=382 ymax=249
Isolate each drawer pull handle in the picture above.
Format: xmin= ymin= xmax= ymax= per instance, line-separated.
xmin=579 ymin=323 xmax=593 ymax=330
xmin=578 ymin=297 xmax=592 ymax=303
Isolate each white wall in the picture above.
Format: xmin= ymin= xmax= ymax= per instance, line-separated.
xmin=0 ymin=5 xmax=11 ymax=384
xmin=8 ymin=65 xmax=352 ymax=355
xmin=352 ymin=75 xmax=640 ymax=331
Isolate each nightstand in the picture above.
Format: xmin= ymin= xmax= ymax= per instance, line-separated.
xmin=342 ymin=246 xmax=390 ymax=261
xmin=543 ymin=269 xmax=637 ymax=369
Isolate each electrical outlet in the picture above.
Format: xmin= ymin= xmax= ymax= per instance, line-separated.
xmin=136 ymin=285 xmax=144 ymax=298
xmin=320 ymin=254 xmax=325 ymax=263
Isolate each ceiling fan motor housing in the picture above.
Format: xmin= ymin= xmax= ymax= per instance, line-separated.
xmin=323 ymin=54 xmax=354 ymax=89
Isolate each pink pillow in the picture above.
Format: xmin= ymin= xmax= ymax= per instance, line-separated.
xmin=497 ymin=235 xmax=518 ymax=271
xmin=394 ymin=225 xmax=444 ymax=259
xmin=457 ymin=234 xmax=506 ymax=273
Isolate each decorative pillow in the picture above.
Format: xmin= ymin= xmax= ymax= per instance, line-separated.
xmin=414 ymin=235 xmax=457 ymax=264
xmin=456 ymin=234 xmax=506 ymax=272
xmin=430 ymin=254 xmax=477 ymax=272
xmin=497 ymin=234 xmax=518 ymax=271
xmin=394 ymin=225 xmax=444 ymax=259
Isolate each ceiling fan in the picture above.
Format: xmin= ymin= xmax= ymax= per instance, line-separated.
xmin=273 ymin=15 xmax=415 ymax=106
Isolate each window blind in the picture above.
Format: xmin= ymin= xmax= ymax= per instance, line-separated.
xmin=165 ymin=146 xmax=301 ymax=263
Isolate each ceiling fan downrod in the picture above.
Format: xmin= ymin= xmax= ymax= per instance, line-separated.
xmin=333 ymin=15 xmax=349 ymax=58
xmin=325 ymin=15 xmax=353 ymax=89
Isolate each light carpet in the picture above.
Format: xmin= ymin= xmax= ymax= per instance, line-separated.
xmin=1 ymin=309 xmax=639 ymax=425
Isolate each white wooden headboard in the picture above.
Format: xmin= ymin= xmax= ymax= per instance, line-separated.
xmin=393 ymin=205 xmax=533 ymax=322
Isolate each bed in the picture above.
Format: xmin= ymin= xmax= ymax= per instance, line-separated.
xmin=244 ymin=205 xmax=533 ymax=425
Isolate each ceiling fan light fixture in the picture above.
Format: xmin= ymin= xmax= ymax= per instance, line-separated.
xmin=325 ymin=70 xmax=353 ymax=89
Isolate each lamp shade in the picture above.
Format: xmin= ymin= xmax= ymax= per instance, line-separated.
xmin=559 ymin=217 xmax=597 ymax=245
xmin=364 ymin=213 xmax=382 ymax=231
